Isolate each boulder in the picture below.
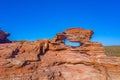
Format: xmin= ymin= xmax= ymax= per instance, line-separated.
xmin=0 ymin=30 xmax=11 ymax=43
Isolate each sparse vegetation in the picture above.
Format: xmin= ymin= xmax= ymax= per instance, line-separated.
xmin=104 ymin=46 xmax=120 ymax=57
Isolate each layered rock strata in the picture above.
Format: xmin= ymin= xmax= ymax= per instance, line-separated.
xmin=0 ymin=28 xmax=120 ymax=80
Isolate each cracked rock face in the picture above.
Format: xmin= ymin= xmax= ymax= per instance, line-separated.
xmin=0 ymin=28 xmax=120 ymax=80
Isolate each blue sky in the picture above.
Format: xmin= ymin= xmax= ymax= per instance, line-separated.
xmin=0 ymin=0 xmax=120 ymax=46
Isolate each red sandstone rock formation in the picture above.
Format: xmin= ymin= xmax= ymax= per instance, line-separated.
xmin=0 ymin=28 xmax=120 ymax=80
xmin=0 ymin=30 xmax=11 ymax=43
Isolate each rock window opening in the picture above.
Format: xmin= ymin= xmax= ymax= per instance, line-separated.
xmin=64 ymin=39 xmax=80 ymax=47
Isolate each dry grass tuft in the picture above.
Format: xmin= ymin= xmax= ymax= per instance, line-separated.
xmin=104 ymin=46 xmax=120 ymax=57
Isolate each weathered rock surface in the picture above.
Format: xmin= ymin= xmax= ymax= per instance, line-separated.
xmin=0 ymin=28 xmax=120 ymax=80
